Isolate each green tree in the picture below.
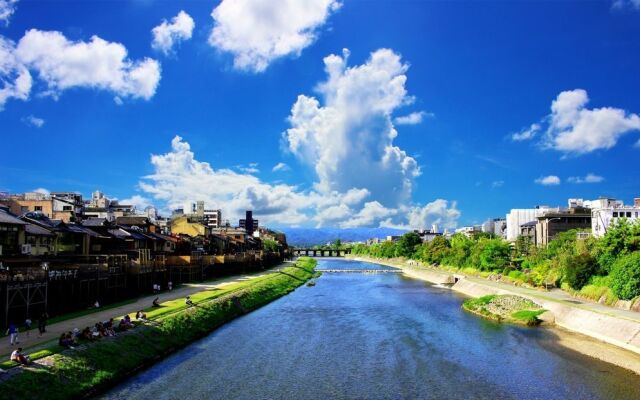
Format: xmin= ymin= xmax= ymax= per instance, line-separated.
xmin=477 ymin=238 xmax=511 ymax=271
xmin=396 ymin=232 xmax=422 ymax=258
xmin=333 ymin=238 xmax=342 ymax=250
xmin=262 ymin=239 xmax=280 ymax=252
xmin=563 ymin=253 xmax=598 ymax=290
xmin=610 ymin=252 xmax=640 ymax=300
xmin=595 ymin=219 xmax=640 ymax=273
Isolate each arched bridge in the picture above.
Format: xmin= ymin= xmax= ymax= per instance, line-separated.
xmin=292 ymin=248 xmax=352 ymax=257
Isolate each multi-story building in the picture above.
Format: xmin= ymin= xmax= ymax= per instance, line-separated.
xmin=482 ymin=218 xmax=507 ymax=238
xmin=591 ymin=197 xmax=640 ymax=238
xmin=239 ymin=210 xmax=258 ymax=236
xmin=0 ymin=192 xmax=54 ymax=218
xmin=506 ymin=207 xmax=549 ymax=241
xmin=455 ymin=225 xmax=482 ymax=237
xmin=203 ymin=209 xmax=222 ymax=228
xmin=50 ymin=192 xmax=84 ymax=221
xmin=535 ymin=205 xmax=592 ymax=247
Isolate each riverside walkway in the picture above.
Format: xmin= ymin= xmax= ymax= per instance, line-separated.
xmin=0 ymin=262 xmax=293 ymax=358
xmin=317 ymin=269 xmax=402 ymax=273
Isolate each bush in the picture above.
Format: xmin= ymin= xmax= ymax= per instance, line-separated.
xmin=610 ymin=252 xmax=640 ymax=300
xmin=563 ymin=253 xmax=598 ymax=290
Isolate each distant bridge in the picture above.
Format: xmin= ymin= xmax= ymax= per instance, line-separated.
xmin=316 ymin=269 xmax=401 ymax=274
xmin=292 ymin=248 xmax=352 ymax=257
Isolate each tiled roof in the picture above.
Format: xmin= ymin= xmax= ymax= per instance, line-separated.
xmin=0 ymin=209 xmax=27 ymax=225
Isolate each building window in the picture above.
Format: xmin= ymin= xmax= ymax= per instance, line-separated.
xmin=627 ymin=212 xmax=632 ymax=218
xmin=613 ymin=212 xmax=618 ymax=217
xmin=63 ymin=206 xmax=72 ymax=211
xmin=34 ymin=206 xmax=42 ymax=211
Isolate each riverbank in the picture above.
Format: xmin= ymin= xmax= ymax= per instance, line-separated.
xmin=462 ymin=295 xmax=546 ymax=326
xmin=0 ymin=258 xmax=317 ymax=400
xmin=349 ymin=255 xmax=640 ymax=375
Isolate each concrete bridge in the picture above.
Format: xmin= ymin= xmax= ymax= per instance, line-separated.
xmin=292 ymin=248 xmax=352 ymax=257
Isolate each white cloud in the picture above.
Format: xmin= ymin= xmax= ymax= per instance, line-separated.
xmin=491 ymin=180 xmax=504 ymax=188
xmin=612 ymin=0 xmax=640 ymax=10
xmin=535 ymin=175 xmax=560 ymax=186
xmin=394 ymin=111 xmax=431 ymax=125
xmin=528 ymin=89 xmax=640 ymax=154
xmin=272 ymin=162 xmax=290 ymax=172
xmin=0 ymin=0 xmax=18 ymax=26
xmin=119 ymin=195 xmax=153 ymax=211
xmin=15 ymin=29 xmax=161 ymax=101
xmin=32 ymin=187 xmax=49 ymax=195
xmin=238 ymin=165 xmax=260 ymax=174
xmin=22 ymin=114 xmax=44 ymax=127
xmin=285 ymin=48 xmax=420 ymax=209
xmin=151 ymin=10 xmax=194 ymax=55
xmin=138 ymin=136 xmax=460 ymax=229
xmin=0 ymin=35 xmax=32 ymax=109
xmin=567 ymin=173 xmax=604 ymax=184
xmin=208 ymin=0 xmax=341 ymax=72
xmin=511 ymin=123 xmax=540 ymax=141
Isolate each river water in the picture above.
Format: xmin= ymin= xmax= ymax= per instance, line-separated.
xmin=102 ymin=259 xmax=640 ymax=400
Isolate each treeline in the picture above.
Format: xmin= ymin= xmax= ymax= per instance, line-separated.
xmin=352 ymin=220 xmax=640 ymax=302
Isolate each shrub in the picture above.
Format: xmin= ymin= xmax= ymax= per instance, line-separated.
xmin=563 ymin=253 xmax=598 ymax=290
xmin=610 ymin=252 xmax=640 ymax=300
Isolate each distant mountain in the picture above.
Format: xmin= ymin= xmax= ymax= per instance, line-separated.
xmin=280 ymin=227 xmax=407 ymax=247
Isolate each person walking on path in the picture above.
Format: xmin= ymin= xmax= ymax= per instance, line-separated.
xmin=24 ymin=317 xmax=32 ymax=337
xmin=6 ymin=322 xmax=19 ymax=346
xmin=38 ymin=311 xmax=49 ymax=337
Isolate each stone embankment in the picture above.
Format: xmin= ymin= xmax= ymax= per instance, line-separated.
xmin=350 ymin=256 xmax=640 ymax=375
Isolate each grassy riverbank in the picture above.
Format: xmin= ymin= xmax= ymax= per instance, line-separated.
xmin=0 ymin=258 xmax=317 ymax=400
xmin=462 ymin=295 xmax=545 ymax=326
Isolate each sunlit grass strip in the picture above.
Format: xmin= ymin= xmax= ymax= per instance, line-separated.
xmin=0 ymin=258 xmax=317 ymax=400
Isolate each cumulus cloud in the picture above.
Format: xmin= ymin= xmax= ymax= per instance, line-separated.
xmin=0 ymin=35 xmax=32 ymax=109
xmin=22 ymin=114 xmax=44 ymax=127
xmin=151 ymin=10 xmax=194 ymax=55
xmin=15 ymin=29 xmax=161 ymax=101
xmin=511 ymin=123 xmax=540 ymax=141
xmin=119 ymin=194 xmax=154 ymax=211
xmin=394 ymin=111 xmax=431 ymax=125
xmin=517 ymin=89 xmax=640 ymax=154
xmin=138 ymin=136 xmax=460 ymax=229
xmin=0 ymin=0 xmax=17 ymax=27
xmin=208 ymin=0 xmax=341 ymax=72
xmin=567 ymin=173 xmax=604 ymax=184
xmin=535 ymin=175 xmax=560 ymax=186
xmin=272 ymin=162 xmax=290 ymax=172
xmin=285 ymin=48 xmax=420 ymax=209
xmin=0 ymin=0 xmax=18 ymax=26
xmin=32 ymin=187 xmax=49 ymax=195
xmin=491 ymin=180 xmax=504 ymax=188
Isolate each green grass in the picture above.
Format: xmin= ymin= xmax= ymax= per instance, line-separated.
xmin=463 ymin=295 xmax=496 ymax=308
xmin=0 ymin=258 xmax=317 ymax=400
xmin=511 ymin=309 xmax=545 ymax=326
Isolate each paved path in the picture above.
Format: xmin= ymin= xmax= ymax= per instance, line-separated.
xmin=0 ymin=262 xmax=292 ymax=358
xmin=463 ymin=274 xmax=640 ymax=322
xmin=357 ymin=257 xmax=640 ymax=323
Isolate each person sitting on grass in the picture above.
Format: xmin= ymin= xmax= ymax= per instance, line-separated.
xmin=135 ymin=310 xmax=147 ymax=321
xmin=185 ymin=296 xmax=195 ymax=307
xmin=10 ymin=348 xmax=30 ymax=365
xmin=81 ymin=327 xmax=95 ymax=341
xmin=124 ymin=315 xmax=134 ymax=328
xmin=117 ymin=318 xmax=129 ymax=332
xmin=58 ymin=333 xmax=76 ymax=349
xmin=152 ymin=297 xmax=160 ymax=307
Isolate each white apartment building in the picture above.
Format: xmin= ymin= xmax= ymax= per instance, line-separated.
xmin=204 ymin=209 xmax=222 ymax=228
xmin=505 ymin=207 xmax=549 ymax=241
xmin=591 ymin=197 xmax=640 ymax=238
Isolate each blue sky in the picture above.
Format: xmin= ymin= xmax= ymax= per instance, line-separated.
xmin=1 ymin=0 xmax=639 ymax=229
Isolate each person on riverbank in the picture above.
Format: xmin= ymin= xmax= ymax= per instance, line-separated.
xmin=38 ymin=311 xmax=48 ymax=336
xmin=185 ymin=296 xmax=194 ymax=307
xmin=6 ymin=322 xmax=19 ymax=346
xmin=10 ymin=348 xmax=30 ymax=365
xmin=152 ymin=297 xmax=160 ymax=307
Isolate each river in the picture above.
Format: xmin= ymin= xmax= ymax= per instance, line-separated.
xmin=101 ymin=259 xmax=640 ymax=399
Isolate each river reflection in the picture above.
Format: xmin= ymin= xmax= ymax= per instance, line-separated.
xmin=102 ymin=259 xmax=640 ymax=400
